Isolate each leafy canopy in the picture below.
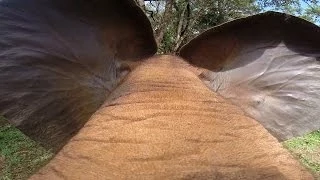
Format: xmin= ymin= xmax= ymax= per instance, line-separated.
xmin=135 ymin=0 xmax=320 ymax=53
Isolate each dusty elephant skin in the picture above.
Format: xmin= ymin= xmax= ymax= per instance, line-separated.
xmin=1 ymin=0 xmax=320 ymax=179
xmin=31 ymin=56 xmax=313 ymax=179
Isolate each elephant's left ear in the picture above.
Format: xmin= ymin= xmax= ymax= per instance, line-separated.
xmin=0 ymin=0 xmax=156 ymax=151
xmin=179 ymin=11 xmax=320 ymax=141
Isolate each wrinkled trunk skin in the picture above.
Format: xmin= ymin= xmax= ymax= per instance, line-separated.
xmin=31 ymin=55 xmax=313 ymax=179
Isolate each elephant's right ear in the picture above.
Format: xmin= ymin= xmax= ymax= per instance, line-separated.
xmin=0 ymin=0 xmax=156 ymax=151
xmin=179 ymin=12 xmax=320 ymax=141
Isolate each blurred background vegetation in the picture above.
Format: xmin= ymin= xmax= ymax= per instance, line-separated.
xmin=135 ymin=0 xmax=320 ymax=53
xmin=1 ymin=0 xmax=320 ymax=179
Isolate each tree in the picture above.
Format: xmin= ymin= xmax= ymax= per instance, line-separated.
xmin=135 ymin=0 xmax=320 ymax=54
xmin=257 ymin=0 xmax=320 ymax=23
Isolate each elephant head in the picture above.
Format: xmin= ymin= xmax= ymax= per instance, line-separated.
xmin=0 ymin=0 xmax=319 ymax=179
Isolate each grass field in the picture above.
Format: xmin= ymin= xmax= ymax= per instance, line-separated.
xmin=0 ymin=117 xmax=53 ymax=180
xmin=1 ymin=116 xmax=320 ymax=179
xmin=283 ymin=130 xmax=320 ymax=177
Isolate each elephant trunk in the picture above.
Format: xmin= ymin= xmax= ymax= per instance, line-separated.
xmin=31 ymin=55 xmax=313 ymax=179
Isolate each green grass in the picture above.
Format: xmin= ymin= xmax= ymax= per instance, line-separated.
xmin=0 ymin=116 xmax=53 ymax=180
xmin=283 ymin=130 xmax=320 ymax=177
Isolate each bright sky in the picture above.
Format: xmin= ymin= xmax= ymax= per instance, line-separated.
xmin=263 ymin=0 xmax=319 ymax=25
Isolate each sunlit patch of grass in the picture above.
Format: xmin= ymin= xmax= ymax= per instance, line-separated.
xmin=0 ymin=116 xmax=53 ymax=180
xmin=283 ymin=130 xmax=320 ymax=177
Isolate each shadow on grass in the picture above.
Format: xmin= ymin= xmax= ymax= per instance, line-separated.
xmin=0 ymin=116 xmax=53 ymax=180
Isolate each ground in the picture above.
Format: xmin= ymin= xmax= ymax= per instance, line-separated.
xmin=283 ymin=130 xmax=320 ymax=178
xmin=0 ymin=116 xmax=319 ymax=179
xmin=0 ymin=117 xmax=53 ymax=180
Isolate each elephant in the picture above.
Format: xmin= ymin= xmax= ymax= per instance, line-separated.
xmin=0 ymin=0 xmax=319 ymax=179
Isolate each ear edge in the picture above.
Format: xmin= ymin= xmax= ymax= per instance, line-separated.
xmin=0 ymin=0 xmax=157 ymax=151
xmin=5 ymin=0 xmax=158 ymax=61
xmin=177 ymin=11 xmax=320 ymax=141
xmin=178 ymin=11 xmax=320 ymax=70
xmin=57 ymin=0 xmax=158 ymax=60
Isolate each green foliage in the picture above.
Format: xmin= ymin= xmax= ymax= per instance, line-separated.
xmin=0 ymin=117 xmax=53 ymax=180
xmin=257 ymin=0 xmax=320 ymax=24
xmin=157 ymin=0 xmax=262 ymax=53
xmin=139 ymin=0 xmax=319 ymax=54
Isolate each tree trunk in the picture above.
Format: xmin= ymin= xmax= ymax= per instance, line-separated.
xmin=154 ymin=0 xmax=173 ymax=46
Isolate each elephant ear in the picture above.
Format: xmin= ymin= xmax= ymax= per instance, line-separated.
xmin=0 ymin=0 xmax=156 ymax=151
xmin=179 ymin=11 xmax=320 ymax=141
